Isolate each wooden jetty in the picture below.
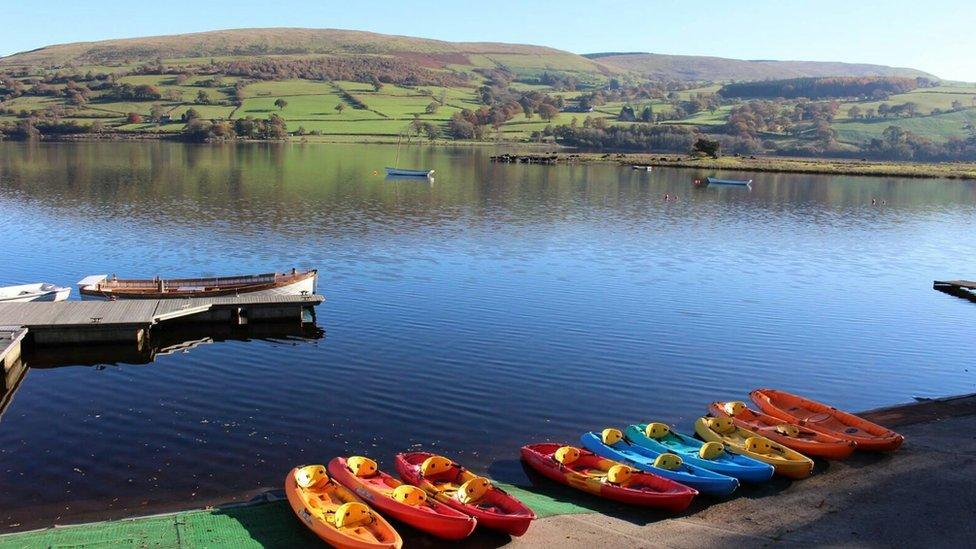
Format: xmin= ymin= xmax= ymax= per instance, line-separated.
xmin=933 ymin=280 xmax=976 ymax=303
xmin=0 ymin=294 xmax=324 ymax=346
xmin=1 ymin=327 xmax=29 ymax=422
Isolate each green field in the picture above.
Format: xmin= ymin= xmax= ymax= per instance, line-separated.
xmin=835 ymin=109 xmax=976 ymax=144
xmin=835 ymin=85 xmax=976 ymax=120
xmin=4 ymin=67 xmax=975 ymax=145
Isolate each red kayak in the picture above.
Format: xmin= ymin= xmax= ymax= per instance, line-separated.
xmin=750 ymin=389 xmax=904 ymax=451
xmin=709 ymin=401 xmax=857 ymax=459
xmin=520 ymin=444 xmax=696 ymax=511
xmin=395 ymin=452 xmax=535 ymax=537
xmin=328 ymin=456 xmax=477 ymax=541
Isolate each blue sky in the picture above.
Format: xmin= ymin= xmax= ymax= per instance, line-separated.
xmin=3 ymin=0 xmax=974 ymax=81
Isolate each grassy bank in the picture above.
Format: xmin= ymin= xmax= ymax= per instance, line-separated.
xmin=597 ymin=154 xmax=976 ymax=180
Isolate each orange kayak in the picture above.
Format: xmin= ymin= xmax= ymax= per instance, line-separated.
xmin=750 ymin=389 xmax=904 ymax=452
xmin=285 ymin=465 xmax=403 ymax=549
xmin=709 ymin=401 xmax=857 ymax=459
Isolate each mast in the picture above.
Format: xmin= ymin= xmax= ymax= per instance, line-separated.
xmin=394 ymin=133 xmax=403 ymax=168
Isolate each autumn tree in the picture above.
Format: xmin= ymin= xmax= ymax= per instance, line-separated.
xmin=150 ymin=104 xmax=167 ymax=122
xmin=692 ymin=137 xmax=720 ymax=158
xmin=335 ymin=103 xmax=345 ymax=113
xmin=538 ymin=103 xmax=559 ymax=122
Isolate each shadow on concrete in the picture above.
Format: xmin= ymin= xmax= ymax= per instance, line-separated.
xmin=778 ymin=434 xmax=976 ymax=546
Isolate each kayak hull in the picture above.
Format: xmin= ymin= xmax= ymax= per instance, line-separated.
xmin=580 ymin=432 xmax=738 ymax=496
xmin=328 ymin=457 xmax=477 ymax=541
xmin=395 ymin=452 xmax=534 ymax=536
xmin=624 ymin=425 xmax=774 ymax=484
xmin=521 ymin=443 xmax=697 ymax=511
xmin=708 ymin=402 xmax=857 ymax=459
xmin=694 ymin=419 xmax=814 ymax=479
xmin=750 ymin=389 xmax=904 ymax=451
xmin=285 ymin=466 xmax=403 ymax=549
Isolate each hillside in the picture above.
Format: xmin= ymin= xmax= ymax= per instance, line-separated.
xmin=586 ymin=52 xmax=936 ymax=82
xmin=0 ymin=28 xmax=614 ymax=81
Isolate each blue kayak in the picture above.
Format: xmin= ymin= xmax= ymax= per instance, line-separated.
xmin=625 ymin=424 xmax=774 ymax=484
xmin=581 ymin=430 xmax=739 ymax=496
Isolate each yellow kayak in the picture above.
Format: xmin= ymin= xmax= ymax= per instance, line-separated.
xmin=694 ymin=417 xmax=814 ymax=479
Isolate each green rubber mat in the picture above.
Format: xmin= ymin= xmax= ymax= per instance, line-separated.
xmin=0 ymin=483 xmax=599 ymax=548
xmin=0 ymin=502 xmax=321 ymax=549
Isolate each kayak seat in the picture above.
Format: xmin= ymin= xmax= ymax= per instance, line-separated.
xmin=606 ymin=464 xmax=634 ymax=485
xmin=347 ymin=456 xmax=378 ymax=478
xmin=724 ymin=401 xmax=747 ymax=416
xmin=458 ymin=476 xmax=492 ymax=504
xmin=334 ymin=502 xmax=373 ymax=528
xmin=295 ymin=465 xmax=330 ymax=488
xmin=775 ymin=424 xmax=800 ymax=437
xmin=645 ymin=423 xmax=670 ymax=438
xmin=654 ymin=453 xmax=683 ymax=470
xmin=601 ymin=428 xmax=624 ymax=445
xmin=420 ymin=455 xmax=454 ymax=477
xmin=745 ymin=437 xmax=773 ymax=454
xmin=554 ymin=446 xmax=581 ymax=465
xmin=391 ymin=485 xmax=427 ymax=506
xmin=699 ymin=441 xmax=725 ymax=460
xmin=708 ymin=417 xmax=737 ymax=434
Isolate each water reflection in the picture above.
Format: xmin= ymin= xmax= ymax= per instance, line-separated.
xmin=1 ymin=142 xmax=975 ymax=532
xmin=1 ymin=322 xmax=323 ymax=420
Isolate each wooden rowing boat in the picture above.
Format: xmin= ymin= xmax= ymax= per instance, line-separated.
xmin=77 ymin=269 xmax=317 ymax=300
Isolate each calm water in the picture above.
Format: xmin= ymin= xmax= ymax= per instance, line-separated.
xmin=1 ymin=142 xmax=975 ymax=529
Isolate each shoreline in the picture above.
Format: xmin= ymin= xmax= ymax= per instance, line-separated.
xmin=2 ymin=393 xmax=972 ymax=539
xmin=6 ymin=135 xmax=976 ymax=179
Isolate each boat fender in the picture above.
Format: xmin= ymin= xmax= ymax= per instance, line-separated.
xmin=775 ymin=424 xmax=800 ymax=437
xmin=645 ymin=423 xmax=670 ymax=439
xmin=601 ymin=428 xmax=624 ymax=445
xmin=744 ymin=437 xmax=773 ymax=454
xmin=420 ymin=455 xmax=454 ymax=477
xmin=458 ymin=476 xmax=492 ymax=504
xmin=723 ymin=401 xmax=747 ymax=417
xmin=392 ymin=485 xmax=427 ymax=506
xmin=333 ymin=502 xmax=373 ymax=528
xmin=653 ymin=453 xmax=684 ymax=470
xmin=699 ymin=441 xmax=725 ymax=460
xmin=606 ymin=464 xmax=635 ymax=485
xmin=554 ymin=446 xmax=581 ymax=465
xmin=347 ymin=456 xmax=378 ymax=478
xmin=295 ymin=465 xmax=329 ymax=488
xmin=708 ymin=417 xmax=737 ymax=434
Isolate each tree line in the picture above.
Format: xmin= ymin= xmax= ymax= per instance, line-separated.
xmin=718 ymin=76 xmax=931 ymax=100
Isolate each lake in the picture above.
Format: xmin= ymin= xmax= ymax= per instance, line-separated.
xmin=1 ymin=141 xmax=974 ymax=529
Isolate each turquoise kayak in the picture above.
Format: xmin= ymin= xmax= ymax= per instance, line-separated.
xmin=580 ymin=430 xmax=739 ymax=496
xmin=625 ymin=424 xmax=774 ymax=484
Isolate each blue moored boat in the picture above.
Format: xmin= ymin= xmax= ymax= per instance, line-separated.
xmin=385 ymin=167 xmax=434 ymax=178
xmin=625 ymin=423 xmax=774 ymax=484
xmin=705 ymin=177 xmax=752 ymax=186
xmin=581 ymin=429 xmax=740 ymax=496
